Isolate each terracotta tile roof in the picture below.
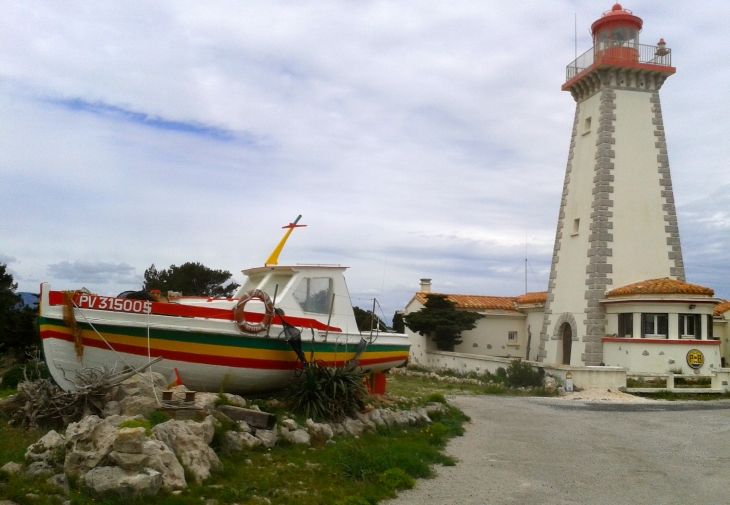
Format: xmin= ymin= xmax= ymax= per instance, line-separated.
xmin=606 ymin=278 xmax=714 ymax=298
xmin=414 ymin=292 xmax=517 ymax=311
xmin=515 ymin=292 xmax=547 ymax=305
xmin=413 ymin=291 xmax=547 ymax=311
xmin=715 ymin=300 xmax=730 ymax=317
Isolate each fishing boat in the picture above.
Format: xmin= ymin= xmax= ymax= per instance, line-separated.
xmin=39 ymin=217 xmax=410 ymax=393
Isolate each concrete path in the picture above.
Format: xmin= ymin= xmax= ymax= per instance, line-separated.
xmin=387 ymin=396 xmax=730 ymax=505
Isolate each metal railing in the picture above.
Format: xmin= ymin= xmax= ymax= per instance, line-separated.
xmin=566 ymin=43 xmax=672 ymax=82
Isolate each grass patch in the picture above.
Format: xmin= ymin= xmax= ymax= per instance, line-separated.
xmin=119 ymin=419 xmax=152 ymax=435
xmin=631 ymin=391 xmax=730 ymax=401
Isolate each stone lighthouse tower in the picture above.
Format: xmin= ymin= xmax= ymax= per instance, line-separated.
xmin=537 ymin=4 xmax=684 ymax=366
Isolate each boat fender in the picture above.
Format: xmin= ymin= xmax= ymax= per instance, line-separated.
xmin=234 ymin=289 xmax=274 ymax=334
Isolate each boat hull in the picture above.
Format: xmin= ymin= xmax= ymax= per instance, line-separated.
xmin=39 ymin=304 xmax=409 ymax=394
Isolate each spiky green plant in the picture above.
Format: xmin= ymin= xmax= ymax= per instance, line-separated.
xmin=285 ymin=363 xmax=369 ymax=422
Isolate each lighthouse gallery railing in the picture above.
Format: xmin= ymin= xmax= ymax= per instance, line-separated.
xmin=566 ymin=43 xmax=672 ymax=82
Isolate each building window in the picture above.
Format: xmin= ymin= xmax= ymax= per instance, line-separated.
xmin=708 ymin=315 xmax=715 ymax=339
xmin=641 ymin=314 xmax=668 ymax=338
xmin=508 ymin=331 xmax=517 ymax=342
xmin=679 ymin=314 xmax=701 ymax=339
xmin=618 ymin=313 xmax=633 ymax=337
xmin=572 ymin=218 xmax=580 ymax=236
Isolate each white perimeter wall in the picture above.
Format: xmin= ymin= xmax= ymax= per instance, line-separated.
xmin=603 ymin=340 xmax=721 ymax=374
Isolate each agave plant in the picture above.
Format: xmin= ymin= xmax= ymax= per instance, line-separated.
xmin=285 ymin=362 xmax=369 ymax=422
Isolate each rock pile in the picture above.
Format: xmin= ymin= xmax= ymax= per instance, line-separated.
xmin=0 ymin=370 xmax=444 ymax=498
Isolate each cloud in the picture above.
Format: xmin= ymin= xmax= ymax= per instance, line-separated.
xmin=47 ymin=261 xmax=138 ymax=285
xmin=0 ymin=254 xmax=17 ymax=265
xmin=49 ymin=97 xmax=240 ymax=142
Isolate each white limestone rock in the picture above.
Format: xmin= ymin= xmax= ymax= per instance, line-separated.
xmin=281 ymin=419 xmax=298 ymax=431
xmin=220 ymin=393 xmax=247 ymax=407
xmin=115 ymin=372 xmax=167 ymax=402
xmin=254 ymin=429 xmax=278 ymax=448
xmin=84 ymin=466 xmax=162 ymax=497
xmin=47 ymin=473 xmax=70 ymax=495
xmin=0 ymin=462 xmax=23 ymax=476
xmin=102 ymin=401 xmax=122 ymax=418
xmin=113 ymin=427 xmax=147 ymax=454
xmin=25 ymin=461 xmax=54 ymax=477
xmin=64 ymin=415 xmax=139 ymax=478
xmin=305 ymin=419 xmax=333 ymax=440
xmin=151 ymin=420 xmax=220 ymax=484
xmin=342 ymin=418 xmax=365 ymax=437
xmin=25 ymin=430 xmax=65 ymax=467
xmin=185 ymin=415 xmax=216 ymax=445
xmin=119 ymin=396 xmax=159 ymax=418
xmin=329 ymin=423 xmax=347 ymax=438
xmin=237 ymin=421 xmax=252 ymax=433
xmin=282 ymin=429 xmax=311 ymax=445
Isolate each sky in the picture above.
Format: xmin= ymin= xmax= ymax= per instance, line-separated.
xmin=1 ymin=1 xmax=729 ymax=323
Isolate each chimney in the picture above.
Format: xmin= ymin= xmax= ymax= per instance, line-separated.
xmin=420 ymin=278 xmax=432 ymax=293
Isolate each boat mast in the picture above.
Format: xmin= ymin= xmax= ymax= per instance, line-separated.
xmin=265 ymin=215 xmax=307 ymax=266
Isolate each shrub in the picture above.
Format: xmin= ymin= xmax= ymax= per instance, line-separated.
xmin=504 ymin=359 xmax=544 ymax=388
xmin=495 ymin=367 xmax=507 ymax=381
xmin=379 ymin=468 xmax=415 ymax=490
xmin=427 ymin=422 xmax=449 ymax=445
xmin=421 ymin=393 xmax=446 ymax=404
xmin=1 ymin=362 xmax=51 ymax=390
xmin=285 ymin=363 xmax=368 ymax=421
xmin=148 ymin=410 xmax=171 ymax=427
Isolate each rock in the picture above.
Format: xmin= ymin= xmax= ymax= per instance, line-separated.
xmin=119 ymin=396 xmax=159 ymax=417
xmin=365 ymin=409 xmax=385 ymax=427
xmin=557 ymin=386 xmax=566 ymax=395
xmin=223 ymin=431 xmax=243 ymax=452
xmin=220 ymin=393 xmax=246 ymax=407
xmin=64 ymin=415 xmax=139 ymax=478
xmin=282 ymin=429 xmax=311 ymax=445
xmin=424 ymin=403 xmax=447 ymax=415
xmin=139 ymin=440 xmax=186 ymax=490
xmin=47 ymin=474 xmax=70 ymax=495
xmin=116 ymin=373 xmax=167 ymax=402
xmin=237 ymin=421 xmax=252 ymax=433
xmin=240 ymin=432 xmax=263 ymax=450
xmin=544 ymin=376 xmax=558 ymax=393
xmin=102 ymin=401 xmax=122 ymax=418
xmin=342 ymin=418 xmax=365 ymax=437
xmin=185 ymin=416 xmax=216 ymax=445
xmin=151 ymin=420 xmax=220 ymax=484
xmin=329 ymin=423 xmax=347 ymax=438
xmin=109 ymin=451 xmax=147 ymax=471
xmin=25 ymin=461 xmax=54 ymax=477
xmin=281 ymin=419 xmax=298 ymax=431
xmin=254 ymin=429 xmax=278 ymax=448
xmin=0 ymin=462 xmax=23 ymax=476
xmin=193 ymin=392 xmax=220 ymax=411
xmin=25 ymin=430 xmax=65 ymax=467
xmin=0 ymin=501 xmax=19 ymax=505
xmin=114 ymin=427 xmax=147 ymax=454
xmin=411 ymin=407 xmax=432 ymax=424
xmin=306 ymin=420 xmax=333 ymax=440
xmin=249 ymin=404 xmax=261 ymax=412
xmin=84 ymin=466 xmax=162 ymax=497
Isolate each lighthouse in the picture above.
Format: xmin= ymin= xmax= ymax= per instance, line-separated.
xmin=537 ymin=4 xmax=689 ymax=366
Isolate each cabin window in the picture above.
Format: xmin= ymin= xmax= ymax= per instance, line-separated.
xmin=508 ymin=331 xmax=517 ymax=341
xmin=641 ymin=313 xmax=668 ymax=338
xmin=618 ymin=313 xmax=633 ymax=337
xmin=293 ymin=277 xmax=333 ymax=314
xmin=679 ymin=314 xmax=701 ymax=339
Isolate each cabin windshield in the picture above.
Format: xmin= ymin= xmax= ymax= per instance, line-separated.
xmin=293 ymin=277 xmax=333 ymax=314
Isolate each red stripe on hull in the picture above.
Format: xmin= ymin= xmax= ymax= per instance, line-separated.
xmin=48 ymin=291 xmax=341 ymax=331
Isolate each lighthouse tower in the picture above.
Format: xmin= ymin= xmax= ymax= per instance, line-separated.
xmin=537 ymin=4 xmax=684 ymax=366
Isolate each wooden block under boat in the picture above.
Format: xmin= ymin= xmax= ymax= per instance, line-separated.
xmin=216 ymin=405 xmax=277 ymax=430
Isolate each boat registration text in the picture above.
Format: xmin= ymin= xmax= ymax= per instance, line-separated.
xmin=75 ymin=294 xmax=152 ymax=315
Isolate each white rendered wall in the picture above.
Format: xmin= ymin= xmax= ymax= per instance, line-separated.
xmin=456 ymin=313 xmax=526 ymax=358
xmin=610 ymin=90 xmax=675 ymax=287
xmin=602 ymin=340 xmax=721 ymax=373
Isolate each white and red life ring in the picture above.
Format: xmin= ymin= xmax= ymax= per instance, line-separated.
xmin=234 ymin=289 xmax=274 ymax=334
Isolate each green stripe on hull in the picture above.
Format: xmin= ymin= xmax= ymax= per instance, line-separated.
xmin=40 ymin=317 xmax=410 ymax=353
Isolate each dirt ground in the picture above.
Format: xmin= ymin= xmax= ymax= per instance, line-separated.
xmin=387 ymin=395 xmax=730 ymax=505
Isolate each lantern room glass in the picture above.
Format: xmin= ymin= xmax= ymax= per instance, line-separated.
xmin=595 ymin=27 xmax=639 ymax=50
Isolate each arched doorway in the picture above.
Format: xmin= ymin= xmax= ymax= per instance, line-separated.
xmin=562 ymin=323 xmax=572 ymax=365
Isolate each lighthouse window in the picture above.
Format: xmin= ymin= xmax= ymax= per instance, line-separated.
xmin=641 ymin=314 xmax=668 ymax=338
xmin=618 ymin=313 xmax=633 ymax=337
xmin=293 ymin=277 xmax=333 ymax=314
xmin=572 ymin=218 xmax=580 ymax=235
xmin=679 ymin=314 xmax=701 ymax=338
xmin=584 ymin=117 xmax=592 ymax=133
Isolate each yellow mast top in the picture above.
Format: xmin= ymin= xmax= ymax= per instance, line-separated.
xmin=265 ymin=215 xmax=307 ymax=266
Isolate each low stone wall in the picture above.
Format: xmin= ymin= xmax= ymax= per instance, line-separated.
xmin=422 ymin=351 xmax=628 ymax=391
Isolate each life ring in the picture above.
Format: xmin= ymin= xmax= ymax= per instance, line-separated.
xmin=234 ymin=289 xmax=274 ymax=334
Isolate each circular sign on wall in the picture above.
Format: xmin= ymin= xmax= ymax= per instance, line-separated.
xmin=686 ymin=349 xmax=704 ymax=369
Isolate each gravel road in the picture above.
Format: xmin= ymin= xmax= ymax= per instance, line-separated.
xmin=387 ymin=395 xmax=730 ymax=505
